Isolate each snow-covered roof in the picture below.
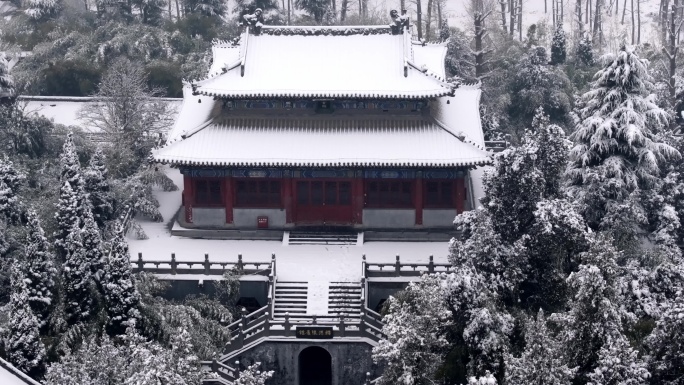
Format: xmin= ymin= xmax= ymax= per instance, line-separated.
xmin=192 ymin=26 xmax=453 ymax=100
xmin=431 ymin=86 xmax=485 ymax=147
xmin=0 ymin=358 xmax=41 ymax=385
xmin=411 ymin=42 xmax=448 ymax=80
xmin=154 ymin=113 xmax=490 ymax=168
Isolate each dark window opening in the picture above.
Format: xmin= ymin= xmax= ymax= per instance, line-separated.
xmin=195 ymin=180 xmax=222 ymax=206
xmin=424 ymin=180 xmax=456 ymax=208
xmin=235 ymin=180 xmax=281 ymax=207
xmin=365 ymin=180 xmax=413 ymax=208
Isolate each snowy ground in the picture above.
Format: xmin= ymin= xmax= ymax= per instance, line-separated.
xmin=127 ymin=167 xmax=451 ymax=282
xmin=18 ymin=97 xmax=183 ymax=131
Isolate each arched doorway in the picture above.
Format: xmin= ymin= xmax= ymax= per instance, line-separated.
xmin=299 ymin=346 xmax=332 ymax=385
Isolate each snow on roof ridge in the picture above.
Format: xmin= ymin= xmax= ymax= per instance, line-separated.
xmin=405 ymin=59 xmax=452 ymax=85
xmin=260 ymin=25 xmax=392 ymax=36
xmin=429 ymin=114 xmax=490 ymax=155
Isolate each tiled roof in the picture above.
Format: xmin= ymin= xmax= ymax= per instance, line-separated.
xmin=154 ymin=114 xmax=491 ymax=168
xmin=192 ymin=27 xmax=453 ymax=100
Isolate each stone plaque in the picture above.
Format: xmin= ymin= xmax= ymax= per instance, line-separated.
xmin=295 ymin=326 xmax=333 ymax=339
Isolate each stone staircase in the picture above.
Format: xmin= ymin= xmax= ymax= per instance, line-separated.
xmin=285 ymin=230 xmax=361 ymax=245
xmin=328 ymin=281 xmax=363 ymax=320
xmin=273 ymin=281 xmax=307 ymax=318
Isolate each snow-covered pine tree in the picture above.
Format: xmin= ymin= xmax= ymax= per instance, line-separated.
xmin=7 ymin=262 xmax=46 ymax=378
xmin=372 ymin=273 xmax=453 ymax=385
xmin=0 ymin=54 xmax=14 ymax=98
xmin=0 ymin=154 xmax=26 ymax=222
xmin=480 ymin=141 xmax=545 ymax=243
xmin=647 ymin=293 xmax=684 ymax=384
xmin=62 ymin=221 xmax=95 ymax=325
xmin=84 ymin=146 xmax=114 ymax=228
xmin=567 ymin=44 xmax=679 ymax=231
xmin=439 ymin=19 xmax=450 ymax=42
xmin=550 ymin=26 xmax=567 ymax=65
xmin=529 ymin=107 xmax=569 ymax=198
xmin=587 ymin=335 xmax=650 ymax=385
xmin=54 ymin=181 xmax=80 ymax=257
xmin=509 ymin=46 xmax=573 ymax=128
xmin=81 ymin=209 xmax=104 ymax=280
xmin=234 ymin=362 xmax=275 ymax=385
xmin=102 ymin=222 xmax=140 ymax=335
xmin=59 ymin=131 xmax=86 ymax=197
xmin=24 ymin=0 xmax=60 ymax=20
xmin=577 ymin=34 xmax=595 ymax=66
xmin=23 ymin=209 xmax=57 ymax=329
xmin=45 ymin=325 xmax=204 ymax=385
xmin=553 ymin=234 xmax=631 ymax=383
xmin=505 ymin=309 xmax=576 ymax=385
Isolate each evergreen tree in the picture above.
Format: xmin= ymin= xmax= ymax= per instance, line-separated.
xmin=587 ymin=335 xmax=650 ymax=385
xmin=480 ymin=142 xmax=545 ymax=243
xmin=82 ymin=209 xmax=104 ymax=280
xmin=59 ymin=131 xmax=85 ymax=197
xmin=294 ymin=0 xmax=328 ymax=23
xmin=0 ymin=54 xmax=14 ymax=99
xmin=84 ymin=146 xmax=114 ymax=228
xmin=54 ymin=181 xmax=80 ymax=257
xmin=102 ymin=222 xmax=140 ymax=335
xmin=529 ymin=107 xmax=569 ymax=198
xmin=7 ymin=262 xmax=46 ymax=378
xmin=373 ymin=274 xmax=453 ymax=385
xmin=647 ymin=293 xmax=684 ymax=385
xmin=567 ymin=44 xmax=679 ymax=231
xmin=0 ymin=154 xmax=25 ymax=222
xmin=23 ymin=209 xmax=57 ymax=329
xmin=234 ymin=362 xmax=275 ymax=385
xmin=439 ymin=20 xmax=450 ymax=42
xmin=554 ymin=234 xmax=630 ymax=384
xmin=550 ymin=26 xmax=567 ymax=65
xmin=577 ymin=34 xmax=595 ymax=66
xmin=45 ymin=326 xmax=203 ymax=385
xmin=24 ymin=0 xmax=60 ymax=19
xmin=508 ymin=46 xmax=573 ymax=131
xmin=505 ymin=309 xmax=576 ymax=385
xmin=62 ymin=222 xmax=95 ymax=325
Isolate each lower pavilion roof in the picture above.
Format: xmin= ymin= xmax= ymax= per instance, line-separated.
xmin=154 ymin=114 xmax=491 ymax=168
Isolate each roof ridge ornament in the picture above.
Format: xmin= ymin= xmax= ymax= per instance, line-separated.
xmin=389 ymin=9 xmax=409 ymax=35
xmin=242 ymin=8 xmax=264 ymax=35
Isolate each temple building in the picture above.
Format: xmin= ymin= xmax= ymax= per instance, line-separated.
xmin=154 ymin=23 xmax=490 ymax=232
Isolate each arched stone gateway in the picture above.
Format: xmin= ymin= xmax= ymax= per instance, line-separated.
xmin=298 ymin=346 xmax=332 ymax=385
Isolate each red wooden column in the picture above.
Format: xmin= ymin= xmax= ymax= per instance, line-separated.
xmin=414 ymin=178 xmax=423 ymax=225
xmin=283 ymin=177 xmax=293 ymax=223
xmin=352 ymin=178 xmax=364 ymax=224
xmin=224 ymin=177 xmax=233 ymax=224
xmin=183 ymin=175 xmax=194 ymax=224
xmin=455 ymin=178 xmax=466 ymax=214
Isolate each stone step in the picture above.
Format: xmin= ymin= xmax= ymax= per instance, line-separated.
xmin=287 ymin=232 xmax=358 ymax=245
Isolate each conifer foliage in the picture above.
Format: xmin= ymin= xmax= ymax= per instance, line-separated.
xmin=23 ymin=209 xmax=57 ymax=328
xmin=505 ymin=310 xmax=576 ymax=385
xmin=0 ymin=154 xmax=26 ymax=223
xmin=550 ymin=26 xmax=567 ymax=65
xmin=102 ymin=221 xmax=140 ymax=335
xmin=234 ymin=362 xmax=275 ymax=385
xmin=7 ymin=262 xmax=46 ymax=378
xmin=373 ymin=274 xmax=453 ymax=385
xmin=568 ymin=45 xmax=679 ymax=230
xmin=84 ymin=146 xmax=114 ymax=228
xmin=62 ymin=222 xmax=96 ymax=325
xmin=647 ymin=293 xmax=684 ymax=384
